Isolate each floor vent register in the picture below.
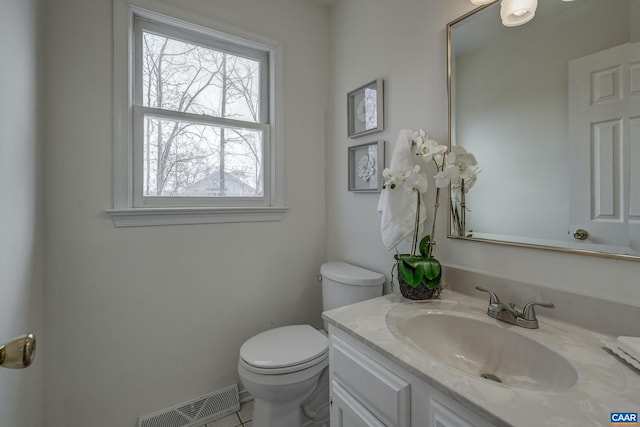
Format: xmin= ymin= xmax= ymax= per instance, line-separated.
xmin=138 ymin=384 xmax=240 ymax=427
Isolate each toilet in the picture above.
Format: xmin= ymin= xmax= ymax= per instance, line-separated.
xmin=237 ymin=262 xmax=385 ymax=427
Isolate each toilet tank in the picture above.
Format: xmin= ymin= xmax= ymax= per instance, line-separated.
xmin=320 ymin=262 xmax=385 ymax=312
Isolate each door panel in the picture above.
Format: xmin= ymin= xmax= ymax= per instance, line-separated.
xmin=569 ymin=42 xmax=640 ymax=250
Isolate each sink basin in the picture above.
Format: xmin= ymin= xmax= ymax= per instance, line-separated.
xmin=386 ymin=310 xmax=578 ymax=392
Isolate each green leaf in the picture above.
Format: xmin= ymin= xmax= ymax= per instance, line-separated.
xmin=411 ymin=264 xmax=424 ymax=285
xmin=424 ymin=259 xmax=441 ymax=280
xmin=398 ymin=260 xmax=422 ymax=287
xmin=422 ymin=258 xmax=442 ymax=289
xmin=398 ymin=261 xmax=414 ymax=286
xmin=397 ymin=255 xmax=442 ymax=289
xmin=394 ymin=253 xmax=411 ymax=261
xmin=399 ymin=256 xmax=426 ymax=268
xmin=422 ymin=276 xmax=441 ymax=290
xmin=418 ymin=235 xmax=431 ymax=257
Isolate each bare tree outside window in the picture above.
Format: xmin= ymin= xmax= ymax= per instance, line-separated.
xmin=141 ymin=31 xmax=263 ymax=197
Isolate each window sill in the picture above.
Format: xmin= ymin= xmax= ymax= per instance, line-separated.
xmin=107 ymin=206 xmax=288 ymax=227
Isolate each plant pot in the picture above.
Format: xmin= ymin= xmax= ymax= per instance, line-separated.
xmin=395 ymin=254 xmax=442 ymax=301
xmin=398 ymin=279 xmax=442 ymax=300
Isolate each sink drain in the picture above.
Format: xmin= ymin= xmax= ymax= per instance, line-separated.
xmin=480 ymin=373 xmax=502 ymax=383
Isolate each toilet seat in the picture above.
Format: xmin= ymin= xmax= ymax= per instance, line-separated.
xmin=240 ymin=325 xmax=328 ymax=375
xmin=239 ymin=351 xmax=328 ymax=375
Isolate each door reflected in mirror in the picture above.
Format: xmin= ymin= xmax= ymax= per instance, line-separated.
xmin=447 ymin=0 xmax=640 ymax=260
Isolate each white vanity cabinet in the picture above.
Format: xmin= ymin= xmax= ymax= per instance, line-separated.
xmin=329 ymin=326 xmax=498 ymax=427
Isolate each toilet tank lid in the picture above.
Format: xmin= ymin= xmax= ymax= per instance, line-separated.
xmin=320 ymin=262 xmax=385 ymax=287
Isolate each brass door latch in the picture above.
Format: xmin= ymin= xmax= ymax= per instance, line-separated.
xmin=0 ymin=333 xmax=36 ymax=369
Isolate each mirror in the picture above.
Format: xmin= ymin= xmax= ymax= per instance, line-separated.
xmin=447 ymin=0 xmax=640 ymax=261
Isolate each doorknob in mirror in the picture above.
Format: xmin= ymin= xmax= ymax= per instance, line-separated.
xmin=573 ymin=229 xmax=589 ymax=241
xmin=0 ymin=333 xmax=36 ymax=369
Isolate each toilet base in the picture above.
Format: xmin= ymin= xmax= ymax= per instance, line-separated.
xmin=252 ymin=397 xmax=304 ymax=427
xmin=239 ymin=364 xmax=329 ymax=427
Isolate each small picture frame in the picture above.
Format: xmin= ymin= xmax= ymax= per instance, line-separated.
xmin=347 ymin=79 xmax=384 ymax=138
xmin=348 ymin=141 xmax=385 ymax=192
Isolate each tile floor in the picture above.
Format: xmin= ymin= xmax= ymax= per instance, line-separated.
xmin=206 ymin=401 xmax=253 ymax=427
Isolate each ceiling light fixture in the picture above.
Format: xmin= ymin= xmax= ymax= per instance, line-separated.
xmin=470 ymin=0 xmax=539 ymax=27
xmin=500 ymin=0 xmax=538 ymax=26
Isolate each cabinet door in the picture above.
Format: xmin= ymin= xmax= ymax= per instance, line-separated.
xmin=331 ymin=381 xmax=386 ymax=427
xmin=430 ymin=397 xmax=476 ymax=427
xmin=331 ymin=334 xmax=410 ymax=426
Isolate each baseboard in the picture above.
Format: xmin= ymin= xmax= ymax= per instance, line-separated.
xmin=238 ymin=388 xmax=253 ymax=405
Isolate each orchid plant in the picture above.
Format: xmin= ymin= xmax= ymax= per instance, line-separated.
xmin=382 ymin=129 xmax=479 ymax=290
xmin=448 ymin=145 xmax=480 ymax=237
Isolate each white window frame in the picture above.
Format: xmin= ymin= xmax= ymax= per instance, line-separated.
xmin=109 ymin=0 xmax=287 ymax=227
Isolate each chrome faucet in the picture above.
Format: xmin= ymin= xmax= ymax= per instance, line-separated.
xmin=475 ymin=286 xmax=554 ymax=329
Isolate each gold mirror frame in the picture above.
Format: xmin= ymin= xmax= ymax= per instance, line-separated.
xmin=445 ymin=1 xmax=640 ymax=263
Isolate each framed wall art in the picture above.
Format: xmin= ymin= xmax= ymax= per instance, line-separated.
xmin=347 ymin=79 xmax=384 ymax=138
xmin=348 ymin=141 xmax=385 ymax=192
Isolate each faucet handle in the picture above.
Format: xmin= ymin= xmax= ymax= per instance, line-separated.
xmin=521 ymin=302 xmax=555 ymax=321
xmin=475 ymin=286 xmax=500 ymax=305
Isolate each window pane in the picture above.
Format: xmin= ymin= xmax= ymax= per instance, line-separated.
xmin=143 ymin=117 xmax=264 ymax=197
xmin=142 ymin=31 xmax=261 ymax=122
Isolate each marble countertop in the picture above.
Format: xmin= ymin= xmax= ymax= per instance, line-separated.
xmin=322 ymin=290 xmax=640 ymax=427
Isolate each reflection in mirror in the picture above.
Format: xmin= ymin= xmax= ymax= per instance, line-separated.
xmin=448 ymin=0 xmax=640 ymax=260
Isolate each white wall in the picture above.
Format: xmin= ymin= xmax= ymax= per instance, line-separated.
xmin=42 ymin=0 xmax=328 ymax=426
xmin=0 ymin=0 xmax=45 ymax=425
xmin=326 ymin=0 xmax=640 ymax=305
xmin=327 ymin=0 xmax=470 ymax=290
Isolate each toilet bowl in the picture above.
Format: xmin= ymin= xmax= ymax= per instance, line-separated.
xmin=237 ymin=262 xmax=385 ymax=427
xmin=238 ymin=325 xmax=329 ymax=427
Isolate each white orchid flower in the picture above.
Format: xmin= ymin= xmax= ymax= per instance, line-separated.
xmin=446 ymin=151 xmax=457 ymax=166
xmin=447 ymin=145 xmax=479 ymax=192
xmin=449 ymin=146 xmax=477 ymax=167
xmin=460 ymin=163 xmax=479 ymax=180
xmin=413 ymin=129 xmax=447 ymax=162
xmin=450 ymin=145 xmax=468 ymax=156
xmin=463 ymin=172 xmax=478 ymax=191
xmin=412 ymin=129 xmax=427 ymax=146
xmin=434 ymin=165 xmax=460 ymax=188
xmin=382 ymin=168 xmax=406 ymax=189
xmin=382 ymin=168 xmax=393 ymax=180
xmin=406 ymin=165 xmax=429 ymax=193
xmin=451 ymin=166 xmax=480 ymax=192
xmin=434 ymin=171 xmax=448 ymax=188
xmin=382 ymin=165 xmax=429 ymax=193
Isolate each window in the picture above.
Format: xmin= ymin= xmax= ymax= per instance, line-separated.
xmin=111 ymin=2 xmax=286 ymax=226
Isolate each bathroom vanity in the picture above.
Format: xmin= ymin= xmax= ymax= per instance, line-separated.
xmin=328 ymin=325 xmax=495 ymax=427
xmin=323 ymin=291 xmax=640 ymax=427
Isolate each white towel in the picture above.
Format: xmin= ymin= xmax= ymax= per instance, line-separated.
xmin=377 ymin=130 xmax=427 ymax=250
xmin=617 ymin=336 xmax=640 ymax=362
xmin=603 ymin=336 xmax=640 ymax=371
